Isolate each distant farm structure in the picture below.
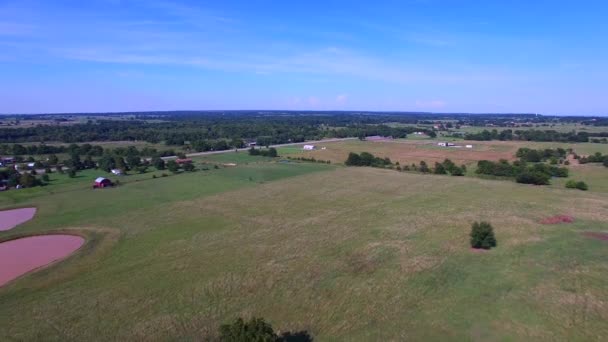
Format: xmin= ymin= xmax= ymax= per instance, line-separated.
xmin=302 ymin=145 xmax=316 ymax=151
xmin=93 ymin=177 xmax=113 ymax=189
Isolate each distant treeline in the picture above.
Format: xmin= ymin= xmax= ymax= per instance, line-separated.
xmin=462 ymin=129 xmax=608 ymax=142
xmin=0 ymin=115 xmax=422 ymax=145
xmin=0 ymin=143 xmax=176 ymax=158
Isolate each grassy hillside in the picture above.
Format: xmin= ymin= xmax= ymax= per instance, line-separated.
xmin=1 ymin=161 xmax=608 ymax=340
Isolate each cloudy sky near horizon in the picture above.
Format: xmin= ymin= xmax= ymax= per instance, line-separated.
xmin=1 ymin=0 xmax=607 ymax=115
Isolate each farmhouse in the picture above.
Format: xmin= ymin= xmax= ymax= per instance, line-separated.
xmin=93 ymin=177 xmax=112 ymax=188
xmin=437 ymin=142 xmax=456 ymax=147
xmin=302 ymin=145 xmax=315 ymax=151
xmin=111 ymin=169 xmax=123 ymax=175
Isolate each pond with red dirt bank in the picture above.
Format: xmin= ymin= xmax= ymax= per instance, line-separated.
xmin=0 ymin=208 xmax=37 ymax=231
xmin=0 ymin=235 xmax=85 ymax=286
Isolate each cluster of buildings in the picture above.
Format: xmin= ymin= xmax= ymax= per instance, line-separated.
xmin=437 ymin=142 xmax=473 ymax=149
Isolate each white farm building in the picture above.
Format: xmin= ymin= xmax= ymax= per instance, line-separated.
xmin=302 ymin=145 xmax=316 ymax=151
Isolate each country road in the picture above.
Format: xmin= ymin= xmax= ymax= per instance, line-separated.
xmin=161 ymin=137 xmax=357 ymax=160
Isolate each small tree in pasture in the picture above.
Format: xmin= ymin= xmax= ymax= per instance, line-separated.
xmin=470 ymin=221 xmax=497 ymax=249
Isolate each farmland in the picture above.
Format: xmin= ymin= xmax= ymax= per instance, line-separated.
xmin=1 ymin=151 xmax=608 ymax=340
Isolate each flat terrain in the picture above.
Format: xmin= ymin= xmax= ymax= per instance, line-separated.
xmin=278 ymin=139 xmax=608 ymax=166
xmin=1 ymin=154 xmax=608 ymax=340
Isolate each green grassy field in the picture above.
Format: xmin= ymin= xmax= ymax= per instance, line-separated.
xmin=1 ymin=158 xmax=608 ymax=340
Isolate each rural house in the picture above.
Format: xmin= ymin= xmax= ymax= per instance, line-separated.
xmin=302 ymin=145 xmax=315 ymax=150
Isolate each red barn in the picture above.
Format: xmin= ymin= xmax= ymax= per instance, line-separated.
xmin=93 ymin=177 xmax=112 ymax=189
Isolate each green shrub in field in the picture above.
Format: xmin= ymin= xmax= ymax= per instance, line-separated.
xmin=566 ymin=180 xmax=589 ymax=191
xmin=470 ymin=221 xmax=497 ymax=249
xmin=219 ymin=317 xmax=277 ymax=342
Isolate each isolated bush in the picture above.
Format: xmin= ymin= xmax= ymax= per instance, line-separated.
xmin=470 ymin=221 xmax=497 ymax=249
xmin=576 ymin=181 xmax=588 ymax=191
xmin=516 ymin=171 xmax=550 ymax=185
xmin=219 ymin=317 xmax=277 ymax=342
xmin=183 ymin=163 xmax=195 ymax=172
xmin=42 ymin=174 xmax=50 ymax=182
xmin=566 ymin=180 xmax=588 ymax=191
xmin=67 ymin=169 xmax=77 ymax=178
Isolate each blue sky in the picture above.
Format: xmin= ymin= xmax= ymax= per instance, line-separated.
xmin=1 ymin=0 xmax=607 ymax=115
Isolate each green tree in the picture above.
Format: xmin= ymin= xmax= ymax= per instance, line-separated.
xmin=267 ymin=147 xmax=278 ymax=158
xmin=167 ymin=160 xmax=179 ymax=173
xmin=219 ymin=317 xmax=277 ymax=342
xmin=19 ymin=173 xmax=37 ymax=187
xmin=183 ymin=163 xmax=195 ymax=172
xmin=67 ymin=168 xmax=77 ymax=178
xmin=345 ymin=152 xmax=362 ymax=166
xmin=42 ymin=174 xmax=50 ymax=182
xmin=419 ymin=161 xmax=429 ymax=173
xmin=152 ymin=156 xmax=166 ymax=170
xmin=434 ymin=162 xmax=447 ymax=174
xmin=470 ymin=221 xmax=497 ymax=249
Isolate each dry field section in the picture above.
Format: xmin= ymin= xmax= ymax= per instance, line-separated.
xmin=1 ymin=160 xmax=608 ymax=340
xmin=279 ymin=139 xmax=608 ymax=166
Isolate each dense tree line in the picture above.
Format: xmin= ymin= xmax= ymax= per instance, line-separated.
xmin=476 ymin=159 xmax=568 ymax=185
xmin=516 ymin=147 xmax=567 ymax=162
xmin=345 ymin=152 xmax=392 ymax=167
xmin=0 ymin=143 xmax=176 ymax=158
xmin=464 ymin=129 xmax=593 ymax=142
xmin=0 ymin=114 xmax=416 ymax=145
xmin=577 ymin=152 xmax=608 ymax=167
xmin=248 ymin=147 xmax=278 ymax=157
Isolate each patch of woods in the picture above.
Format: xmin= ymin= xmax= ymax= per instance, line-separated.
xmin=462 ymin=129 xmax=601 ymax=143
xmin=0 ymin=113 xmax=425 ymax=146
xmin=248 ymin=147 xmax=278 ymax=157
xmin=345 ymin=152 xmax=466 ymax=176
xmin=219 ymin=317 xmax=312 ymax=342
xmin=575 ymin=152 xmax=608 ymax=167
xmin=477 ymin=147 xmax=570 ymax=185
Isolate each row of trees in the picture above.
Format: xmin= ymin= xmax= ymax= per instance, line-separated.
xmin=0 ymin=114 xmax=418 ymax=145
xmin=464 ymin=129 xmax=593 ymax=142
xmin=345 ymin=152 xmax=392 ymax=167
xmin=516 ymin=147 xmax=567 ymax=162
xmin=248 ymin=147 xmax=278 ymax=157
xmin=577 ymin=152 xmax=608 ymax=167
xmin=0 ymin=143 xmax=176 ymax=158
xmin=476 ymin=159 xmax=569 ymax=185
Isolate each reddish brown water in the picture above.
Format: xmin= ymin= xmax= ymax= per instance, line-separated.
xmin=0 ymin=208 xmax=37 ymax=231
xmin=0 ymin=235 xmax=85 ymax=286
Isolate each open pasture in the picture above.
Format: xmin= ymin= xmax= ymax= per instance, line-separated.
xmin=1 ymin=159 xmax=608 ymax=340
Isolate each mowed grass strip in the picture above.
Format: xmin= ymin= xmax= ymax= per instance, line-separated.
xmin=1 ymin=165 xmax=608 ymax=340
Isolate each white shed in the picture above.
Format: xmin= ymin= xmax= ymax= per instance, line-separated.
xmin=302 ymin=145 xmax=315 ymax=151
xmin=111 ymin=169 xmax=123 ymax=175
